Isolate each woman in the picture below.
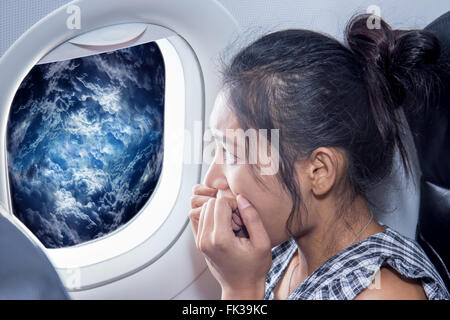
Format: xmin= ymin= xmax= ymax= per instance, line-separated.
xmin=188 ymin=14 xmax=450 ymax=300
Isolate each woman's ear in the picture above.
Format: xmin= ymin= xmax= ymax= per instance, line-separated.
xmin=306 ymin=147 xmax=342 ymax=197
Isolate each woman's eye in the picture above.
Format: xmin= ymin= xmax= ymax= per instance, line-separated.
xmin=223 ymin=147 xmax=238 ymax=164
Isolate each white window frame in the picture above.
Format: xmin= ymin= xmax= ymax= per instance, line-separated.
xmin=6 ymin=38 xmax=186 ymax=268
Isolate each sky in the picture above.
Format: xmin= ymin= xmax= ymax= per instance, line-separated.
xmin=7 ymin=41 xmax=165 ymax=248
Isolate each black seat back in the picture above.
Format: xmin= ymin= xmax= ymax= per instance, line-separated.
xmin=407 ymin=11 xmax=450 ymax=290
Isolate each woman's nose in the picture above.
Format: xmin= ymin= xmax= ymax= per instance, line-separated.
xmin=203 ymin=160 xmax=228 ymax=190
xmin=203 ymin=161 xmax=238 ymax=211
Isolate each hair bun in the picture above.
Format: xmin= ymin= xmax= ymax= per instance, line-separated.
xmin=393 ymin=30 xmax=441 ymax=67
xmin=345 ymin=14 xmax=394 ymax=71
xmin=345 ymin=13 xmax=441 ymax=107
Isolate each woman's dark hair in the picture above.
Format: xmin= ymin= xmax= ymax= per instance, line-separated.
xmin=221 ymin=14 xmax=441 ymax=236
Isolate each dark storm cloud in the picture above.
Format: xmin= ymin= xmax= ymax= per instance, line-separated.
xmin=7 ymin=42 xmax=165 ymax=248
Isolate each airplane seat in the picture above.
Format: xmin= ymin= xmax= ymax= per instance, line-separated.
xmin=0 ymin=213 xmax=68 ymax=299
xmin=405 ymin=11 xmax=450 ymax=290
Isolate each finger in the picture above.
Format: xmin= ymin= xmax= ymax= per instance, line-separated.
xmin=232 ymin=210 xmax=243 ymax=227
xmin=199 ymin=198 xmax=216 ymax=251
xmin=231 ymin=218 xmax=241 ymax=232
xmin=216 ymin=190 xmax=238 ymax=211
xmin=192 ymin=184 xmax=218 ymax=197
xmin=213 ymin=198 xmax=233 ymax=238
xmin=236 ymin=194 xmax=270 ymax=248
xmin=191 ymin=195 xmax=214 ymax=209
xmin=196 ymin=202 xmax=208 ymax=249
xmin=188 ymin=207 xmax=201 ymax=238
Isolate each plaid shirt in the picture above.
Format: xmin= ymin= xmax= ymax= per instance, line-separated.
xmin=264 ymin=223 xmax=450 ymax=300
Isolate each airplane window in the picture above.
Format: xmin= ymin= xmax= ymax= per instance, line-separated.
xmin=6 ymin=41 xmax=165 ymax=248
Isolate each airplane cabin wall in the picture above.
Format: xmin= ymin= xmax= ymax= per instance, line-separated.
xmin=0 ymin=0 xmax=448 ymax=300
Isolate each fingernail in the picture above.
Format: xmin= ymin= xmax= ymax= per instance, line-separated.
xmin=232 ymin=211 xmax=243 ymax=226
xmin=231 ymin=219 xmax=241 ymax=232
xmin=237 ymin=195 xmax=251 ymax=209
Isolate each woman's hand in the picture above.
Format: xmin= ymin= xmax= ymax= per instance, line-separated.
xmin=189 ymin=192 xmax=272 ymax=300
xmin=189 ymin=184 xmax=247 ymax=237
xmin=189 ymin=184 xmax=218 ymax=221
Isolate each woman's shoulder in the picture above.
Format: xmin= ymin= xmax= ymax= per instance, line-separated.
xmin=268 ymin=224 xmax=450 ymax=300
xmin=312 ymin=224 xmax=450 ymax=300
xmin=365 ymin=225 xmax=447 ymax=284
xmin=353 ymin=266 xmax=428 ymax=300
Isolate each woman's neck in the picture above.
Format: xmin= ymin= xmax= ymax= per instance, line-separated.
xmin=293 ymin=195 xmax=385 ymax=278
